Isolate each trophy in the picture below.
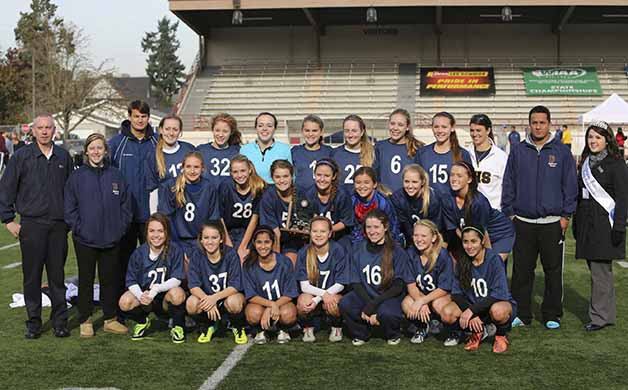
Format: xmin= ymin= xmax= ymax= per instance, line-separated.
xmin=281 ymin=191 xmax=317 ymax=236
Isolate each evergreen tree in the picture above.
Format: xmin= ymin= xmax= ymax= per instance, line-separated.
xmin=141 ymin=17 xmax=186 ymax=107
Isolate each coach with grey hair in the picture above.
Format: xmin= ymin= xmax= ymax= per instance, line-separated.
xmin=0 ymin=114 xmax=73 ymax=339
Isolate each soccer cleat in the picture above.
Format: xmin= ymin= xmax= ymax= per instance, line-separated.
xmin=277 ymin=330 xmax=291 ymax=344
xmin=443 ymin=331 xmax=461 ymax=347
xmin=80 ymin=319 xmax=94 ymax=338
xmin=170 ymin=325 xmax=185 ymax=344
xmin=329 ymin=327 xmax=343 ymax=343
xmin=545 ymin=320 xmax=561 ymax=330
xmin=511 ymin=317 xmax=527 ymax=328
xmin=352 ymin=338 xmax=366 ymax=346
xmin=103 ymin=319 xmax=128 ymax=335
xmin=53 ymin=327 xmax=71 ymax=338
xmin=302 ymin=327 xmax=316 ymax=343
xmin=131 ymin=318 xmax=151 ymax=341
xmin=410 ymin=327 xmax=428 ymax=344
xmin=232 ymin=327 xmax=248 ymax=345
xmin=198 ymin=325 xmax=216 ymax=344
xmin=492 ymin=335 xmax=509 ymax=353
xmin=387 ymin=338 xmax=401 ymax=346
xmin=464 ymin=332 xmax=483 ymax=351
xmin=254 ymin=331 xmax=267 ymax=345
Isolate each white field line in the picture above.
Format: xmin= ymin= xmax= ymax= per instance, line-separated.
xmin=2 ymin=262 xmax=20 ymax=269
xmin=0 ymin=242 xmax=19 ymax=250
xmin=617 ymin=261 xmax=628 ymax=269
xmin=198 ymin=342 xmax=253 ymax=390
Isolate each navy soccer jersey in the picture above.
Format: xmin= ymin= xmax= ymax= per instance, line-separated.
xmin=304 ymin=186 xmax=355 ymax=235
xmin=259 ymin=186 xmax=290 ymax=230
xmin=219 ymin=180 xmax=261 ymax=244
xmin=416 ymin=143 xmax=472 ymax=195
xmin=291 ymin=144 xmax=334 ymax=192
xmin=243 ymin=253 xmax=299 ymax=300
xmin=125 ymin=243 xmax=185 ymax=290
xmin=188 ymin=246 xmax=243 ymax=295
xmin=452 ymin=249 xmax=512 ymax=304
xmin=158 ymin=177 xmax=220 ymax=241
xmin=391 ymin=187 xmax=444 ymax=246
xmin=331 ymin=146 xmax=369 ymax=193
xmin=196 ymin=143 xmax=240 ymax=185
xmin=442 ymin=191 xmax=514 ymax=244
xmin=405 ymin=247 xmax=453 ymax=294
xmin=145 ymin=141 xmax=195 ymax=191
xmin=295 ymin=241 xmax=349 ymax=290
xmin=349 ymin=241 xmax=411 ymax=299
xmin=374 ymin=140 xmax=417 ymax=192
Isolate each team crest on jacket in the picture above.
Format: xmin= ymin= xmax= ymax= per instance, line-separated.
xmin=112 ymin=182 xmax=120 ymax=195
xmin=548 ymin=155 xmax=557 ymax=168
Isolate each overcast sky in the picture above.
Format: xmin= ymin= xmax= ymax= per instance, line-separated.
xmin=0 ymin=0 xmax=198 ymax=77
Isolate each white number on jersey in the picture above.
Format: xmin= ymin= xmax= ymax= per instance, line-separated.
xmin=184 ymin=203 xmax=196 ymax=222
xmin=168 ymin=163 xmax=182 ymax=178
xmin=281 ymin=211 xmax=288 ymax=228
xmin=232 ymin=202 xmax=253 ymax=219
xmin=390 ymin=155 xmax=402 ymax=174
xmin=148 ymin=267 xmax=167 ymax=289
xmin=362 ymin=264 xmax=382 ymax=286
xmin=471 ymin=278 xmax=488 ymax=298
xmin=429 ymin=164 xmax=448 ymax=184
xmin=344 ymin=164 xmax=362 ymax=184
xmin=208 ymin=272 xmax=228 ymax=293
xmin=262 ymin=279 xmax=281 ymax=300
xmin=417 ymin=274 xmax=436 ymax=292
xmin=209 ymin=157 xmax=230 ymax=176
xmin=411 ymin=214 xmax=420 ymax=224
xmin=319 ymin=270 xmax=331 ymax=290
xmin=309 ymin=160 xmax=317 ymax=181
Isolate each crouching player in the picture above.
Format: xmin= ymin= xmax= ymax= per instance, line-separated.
xmin=186 ymin=221 xmax=247 ymax=344
xmin=118 ymin=213 xmax=187 ymax=343
xmin=402 ymin=220 xmax=453 ymax=344
xmin=441 ymin=225 xmax=515 ymax=353
xmin=296 ymin=216 xmax=349 ymax=343
xmin=243 ymin=226 xmax=298 ymax=345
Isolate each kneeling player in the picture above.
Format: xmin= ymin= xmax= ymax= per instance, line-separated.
xmin=118 ymin=213 xmax=187 ymax=343
xmin=402 ymin=220 xmax=453 ymax=344
xmin=243 ymin=226 xmax=298 ymax=345
xmin=440 ymin=225 xmax=515 ymax=353
xmin=186 ymin=221 xmax=247 ymax=344
xmin=296 ymin=216 xmax=349 ymax=343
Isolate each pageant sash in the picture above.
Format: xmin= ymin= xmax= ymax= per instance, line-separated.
xmin=582 ymin=157 xmax=616 ymax=228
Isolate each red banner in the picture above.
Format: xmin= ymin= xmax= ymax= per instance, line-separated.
xmin=420 ymin=67 xmax=495 ymax=96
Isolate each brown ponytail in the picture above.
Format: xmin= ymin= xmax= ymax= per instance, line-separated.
xmin=433 ymin=112 xmax=463 ymax=162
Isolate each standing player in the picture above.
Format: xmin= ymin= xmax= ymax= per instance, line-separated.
xmin=402 ymin=220 xmax=453 ymax=344
xmin=186 ymin=221 xmax=247 ymax=344
xmin=146 ymin=115 xmax=195 ymax=213
xmin=291 ymin=115 xmax=333 ymax=192
xmin=332 ymin=114 xmax=376 ymax=193
xmin=219 ymin=154 xmax=266 ymax=261
xmin=374 ymin=108 xmax=424 ymax=192
xmin=339 ymin=209 xmax=410 ymax=345
xmin=118 ymin=213 xmax=187 ymax=343
xmin=196 ymin=113 xmax=242 ymax=185
xmin=158 ymin=152 xmax=220 ymax=258
xmin=440 ymin=226 xmax=515 ymax=353
xmin=243 ymin=226 xmax=298 ymax=344
xmin=391 ymin=164 xmax=443 ymax=247
xmin=468 ymin=114 xmax=508 ymax=210
xmin=416 ymin=112 xmax=471 ymax=195
xmin=502 ymin=105 xmax=577 ymax=329
xmin=296 ymin=216 xmax=349 ymax=343
xmin=305 ymin=159 xmax=355 ymax=250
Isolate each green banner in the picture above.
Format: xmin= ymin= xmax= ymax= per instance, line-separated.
xmin=522 ymin=67 xmax=602 ymax=96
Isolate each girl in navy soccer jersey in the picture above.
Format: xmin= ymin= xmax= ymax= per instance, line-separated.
xmin=296 ymin=216 xmax=349 ymax=343
xmin=402 ymin=220 xmax=453 ymax=344
xmin=305 ymin=158 xmax=355 ymax=249
xmin=118 ymin=213 xmax=187 ymax=343
xmin=291 ymin=115 xmax=334 ymax=192
xmin=243 ymin=226 xmax=298 ymax=344
xmin=350 ymin=166 xmax=401 ymax=244
xmin=416 ymin=112 xmax=472 ymax=195
xmin=197 ymin=113 xmax=242 ymax=185
xmin=158 ymin=151 xmax=220 ymax=259
xmin=146 ymin=115 xmax=195 ymax=213
xmin=259 ymin=160 xmax=307 ymax=264
xmin=186 ymin=221 xmax=248 ymax=345
xmin=332 ymin=114 xmax=376 ymax=193
xmin=374 ymin=108 xmax=424 ymax=192
xmin=440 ymin=226 xmax=515 ymax=353
xmin=443 ymin=161 xmax=514 ymax=261
xmin=468 ymin=114 xmax=509 ymax=211
xmin=339 ymin=209 xmax=411 ymax=345
xmin=219 ymin=154 xmax=266 ymax=261
xmin=391 ymin=164 xmax=444 ymax=247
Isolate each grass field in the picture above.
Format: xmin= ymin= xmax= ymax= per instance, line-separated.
xmin=1 ymin=226 xmax=627 ymax=390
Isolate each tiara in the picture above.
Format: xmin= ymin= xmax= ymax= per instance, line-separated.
xmin=589 ymin=120 xmax=610 ymax=131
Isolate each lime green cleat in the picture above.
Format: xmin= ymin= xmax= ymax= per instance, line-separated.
xmin=232 ymin=327 xmax=248 ymax=345
xmin=170 ymin=325 xmax=186 ymax=344
xmin=131 ymin=318 xmax=151 ymax=341
xmin=197 ymin=325 xmax=216 ymax=344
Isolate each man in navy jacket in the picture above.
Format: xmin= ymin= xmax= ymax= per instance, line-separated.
xmin=502 ymin=106 xmax=577 ymax=329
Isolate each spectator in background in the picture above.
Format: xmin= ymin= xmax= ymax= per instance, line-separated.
xmin=562 ymin=124 xmax=572 ymax=152
xmin=0 ymin=131 xmax=8 ymax=171
xmin=616 ymin=127 xmax=625 ymax=158
xmin=508 ymin=126 xmax=520 ymax=150
xmin=11 ymin=132 xmax=26 ymax=153
xmin=555 ymin=126 xmax=563 ymax=144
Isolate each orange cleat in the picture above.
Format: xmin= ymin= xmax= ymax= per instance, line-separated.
xmin=464 ymin=332 xmax=482 ymax=351
xmin=492 ymin=335 xmax=509 ymax=353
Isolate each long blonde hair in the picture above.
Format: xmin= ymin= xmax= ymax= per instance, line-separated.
xmin=402 ymin=164 xmax=431 ymax=216
xmin=305 ymin=216 xmax=333 ymax=286
xmin=156 ymin=115 xmax=183 ymax=179
xmin=389 ymin=108 xmax=424 ymax=158
xmin=230 ymin=154 xmax=266 ymax=198
xmin=343 ymin=114 xmax=374 ymax=167
xmin=414 ymin=219 xmax=444 ymax=273
xmin=173 ymin=151 xmax=204 ymax=208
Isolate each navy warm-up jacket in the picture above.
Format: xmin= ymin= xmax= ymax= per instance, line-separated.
xmin=0 ymin=143 xmax=73 ymax=224
xmin=108 ymin=120 xmax=157 ymax=223
xmin=64 ymin=162 xmax=133 ymax=249
xmin=501 ymin=135 xmax=577 ymax=219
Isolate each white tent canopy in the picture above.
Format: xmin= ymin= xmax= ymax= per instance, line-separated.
xmin=580 ymin=93 xmax=628 ymax=124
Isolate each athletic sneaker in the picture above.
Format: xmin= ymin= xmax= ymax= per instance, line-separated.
xmin=302 ymin=327 xmax=316 ymax=343
xmin=329 ymin=327 xmax=343 ymax=343
xmin=511 ymin=317 xmax=527 ymax=328
xmin=170 ymin=325 xmax=185 ymax=344
xmin=131 ymin=318 xmax=151 ymax=341
xmin=492 ymin=335 xmax=509 ymax=353
xmin=198 ymin=325 xmax=216 ymax=344
xmin=482 ymin=324 xmax=497 ymax=340
xmin=443 ymin=331 xmax=461 ymax=347
xmin=277 ymin=330 xmax=291 ymax=344
xmin=254 ymin=331 xmax=267 ymax=345
xmin=232 ymin=327 xmax=248 ymax=345
xmin=352 ymin=338 xmax=366 ymax=346
xmin=464 ymin=332 xmax=483 ymax=352
xmin=387 ymin=338 xmax=401 ymax=346
xmin=410 ymin=327 xmax=428 ymax=344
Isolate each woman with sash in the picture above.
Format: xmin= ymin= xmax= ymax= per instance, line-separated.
xmin=573 ymin=121 xmax=628 ymax=332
